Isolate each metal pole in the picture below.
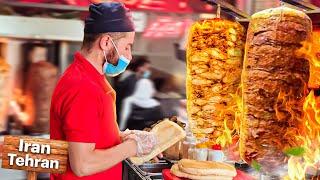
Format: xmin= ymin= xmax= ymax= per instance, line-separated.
xmin=59 ymin=42 xmax=69 ymax=73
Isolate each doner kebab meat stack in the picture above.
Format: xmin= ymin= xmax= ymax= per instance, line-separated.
xmin=186 ymin=18 xmax=245 ymax=143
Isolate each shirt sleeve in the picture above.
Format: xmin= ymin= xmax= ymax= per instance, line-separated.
xmin=62 ymin=85 xmax=101 ymax=143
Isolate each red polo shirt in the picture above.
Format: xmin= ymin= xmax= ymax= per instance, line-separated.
xmin=50 ymin=52 xmax=121 ymax=180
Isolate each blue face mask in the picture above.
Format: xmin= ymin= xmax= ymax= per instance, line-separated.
xmin=143 ymin=70 xmax=151 ymax=79
xmin=103 ymin=39 xmax=130 ymax=77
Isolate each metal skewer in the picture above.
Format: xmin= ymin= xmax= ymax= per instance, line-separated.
xmin=217 ymin=4 xmax=221 ymax=19
xmin=202 ymin=0 xmax=250 ymax=21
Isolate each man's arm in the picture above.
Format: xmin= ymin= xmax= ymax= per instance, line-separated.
xmin=68 ymin=139 xmax=137 ymax=177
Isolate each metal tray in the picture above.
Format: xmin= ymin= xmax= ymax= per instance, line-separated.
xmin=148 ymin=174 xmax=163 ymax=180
xmin=136 ymin=162 xmax=172 ymax=176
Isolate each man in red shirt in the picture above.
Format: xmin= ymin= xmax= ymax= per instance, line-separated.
xmin=50 ymin=2 xmax=157 ymax=179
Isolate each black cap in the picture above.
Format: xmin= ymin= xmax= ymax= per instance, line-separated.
xmin=84 ymin=2 xmax=135 ymax=34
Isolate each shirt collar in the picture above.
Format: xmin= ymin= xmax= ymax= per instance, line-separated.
xmin=74 ymin=52 xmax=114 ymax=94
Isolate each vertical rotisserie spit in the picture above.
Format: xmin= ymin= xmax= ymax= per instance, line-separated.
xmin=240 ymin=7 xmax=312 ymax=171
xmin=186 ymin=19 xmax=245 ymax=145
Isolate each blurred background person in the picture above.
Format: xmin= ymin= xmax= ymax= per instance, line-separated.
xmin=154 ymin=77 xmax=182 ymax=118
xmin=115 ymin=56 xmax=151 ymax=123
xmin=119 ymin=78 xmax=164 ymax=130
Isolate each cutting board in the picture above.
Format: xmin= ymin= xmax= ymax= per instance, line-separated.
xmin=130 ymin=120 xmax=186 ymax=165
xmin=163 ymin=169 xmax=186 ymax=180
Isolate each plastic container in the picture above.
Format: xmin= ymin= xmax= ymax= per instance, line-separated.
xmin=182 ymin=136 xmax=196 ymax=159
xmin=187 ymin=141 xmax=197 ymax=159
xmin=193 ymin=142 xmax=208 ymax=161
xmin=194 ymin=148 xmax=208 ymax=161
xmin=208 ymin=144 xmax=225 ymax=162
xmin=188 ymin=147 xmax=195 ymax=159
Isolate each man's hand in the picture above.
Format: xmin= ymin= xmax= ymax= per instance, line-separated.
xmin=120 ymin=129 xmax=133 ymax=142
xmin=123 ymin=130 xmax=164 ymax=163
xmin=122 ymin=130 xmax=157 ymax=157
xmin=152 ymin=153 xmax=163 ymax=163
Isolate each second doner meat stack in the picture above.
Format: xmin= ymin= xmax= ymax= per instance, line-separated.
xmin=186 ymin=19 xmax=245 ymax=142
xmin=240 ymin=7 xmax=312 ymax=170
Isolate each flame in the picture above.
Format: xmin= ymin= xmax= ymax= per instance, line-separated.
xmin=308 ymin=31 xmax=320 ymax=89
xmin=215 ymin=97 xmax=235 ymax=147
xmin=0 ymin=57 xmax=10 ymax=73
xmin=275 ymin=87 xmax=306 ymax=149
xmin=11 ymin=88 xmax=32 ymax=125
xmin=233 ymin=86 xmax=243 ymax=135
xmin=214 ymin=86 xmax=243 ymax=148
xmin=287 ymin=31 xmax=320 ymax=179
xmin=296 ymin=31 xmax=320 ymax=89
xmin=287 ymin=90 xmax=320 ymax=179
